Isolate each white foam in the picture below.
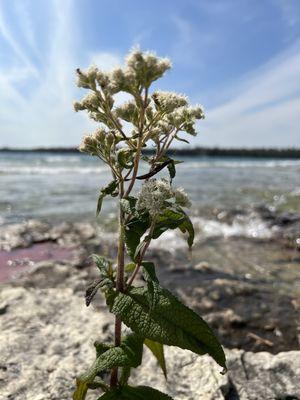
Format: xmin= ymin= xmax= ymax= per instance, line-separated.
xmin=180 ymin=160 xmax=300 ymax=169
xmin=150 ymin=212 xmax=274 ymax=253
xmin=0 ymin=166 xmax=110 ymax=175
xmin=193 ymin=214 xmax=273 ymax=239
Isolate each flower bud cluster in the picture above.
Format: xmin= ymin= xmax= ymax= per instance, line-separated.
xmin=152 ymin=91 xmax=188 ymax=113
xmin=74 ymin=92 xmax=101 ymax=112
xmin=165 ymin=105 xmax=205 ymax=136
xmin=125 ymin=50 xmax=171 ymax=89
xmin=114 ymin=101 xmax=139 ymax=125
xmin=76 ymin=66 xmax=111 ymax=91
xmin=78 ymin=134 xmax=99 ymax=155
xmin=136 ymin=179 xmax=191 ymax=217
xmin=108 ymin=50 xmax=171 ymax=95
xmin=74 ymin=49 xmax=205 ymax=153
xmin=78 ymin=128 xmax=116 ymax=157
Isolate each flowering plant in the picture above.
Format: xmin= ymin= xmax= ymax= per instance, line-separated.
xmin=73 ymin=49 xmax=226 ymax=399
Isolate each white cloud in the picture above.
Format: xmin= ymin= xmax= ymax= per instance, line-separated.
xmin=88 ymin=52 xmax=121 ymax=70
xmin=0 ymin=0 xmax=122 ymax=148
xmin=0 ymin=1 xmax=299 ymax=149
xmin=0 ymin=4 xmax=38 ymax=77
xmin=189 ymin=41 xmax=300 ymax=148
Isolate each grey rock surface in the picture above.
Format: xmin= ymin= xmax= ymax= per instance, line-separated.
xmin=1 ymin=274 xmax=299 ymax=400
xmin=134 ymin=346 xmax=300 ymax=400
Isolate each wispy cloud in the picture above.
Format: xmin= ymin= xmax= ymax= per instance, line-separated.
xmin=0 ymin=4 xmax=38 ymax=77
xmin=193 ymin=41 xmax=300 ymax=147
xmin=0 ymin=0 xmax=121 ymax=147
xmin=0 ymin=0 xmax=299 ymax=148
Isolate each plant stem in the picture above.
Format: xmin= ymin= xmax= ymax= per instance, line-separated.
xmin=110 ymin=183 xmax=125 ymax=388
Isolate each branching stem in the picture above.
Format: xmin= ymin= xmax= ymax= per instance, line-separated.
xmin=110 ymin=181 xmax=125 ymax=388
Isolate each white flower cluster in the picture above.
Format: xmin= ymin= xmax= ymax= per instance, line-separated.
xmin=136 ymin=179 xmax=191 ymax=217
xmin=166 ymin=105 xmax=205 ymax=136
xmin=114 ymin=101 xmax=139 ymax=124
xmin=174 ymin=187 xmax=192 ymax=207
xmin=152 ymin=91 xmax=188 ymax=113
xmin=78 ymin=134 xmax=98 ymax=155
xmin=74 ymin=50 xmax=172 ymax=121
xmin=168 ymin=105 xmax=204 ymax=125
xmin=74 ymin=92 xmax=101 ymax=112
xmin=76 ymin=66 xmax=111 ymax=91
xmin=78 ymin=128 xmax=111 ymax=155
xmin=110 ymin=50 xmax=171 ymax=93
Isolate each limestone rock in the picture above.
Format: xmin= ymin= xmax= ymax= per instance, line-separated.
xmin=0 ymin=283 xmax=299 ymax=400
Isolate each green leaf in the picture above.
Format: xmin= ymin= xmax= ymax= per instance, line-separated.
xmin=141 ymin=262 xmax=160 ymax=310
xmin=117 ymin=148 xmax=134 ymax=169
xmin=93 ymin=341 xmax=111 ymax=358
xmin=119 ymin=365 xmax=132 ymax=386
xmin=151 ymin=208 xmax=194 ymax=249
xmin=96 ymin=180 xmax=118 ymax=216
xmin=152 ymin=208 xmax=185 ymax=239
xmin=125 ymin=262 xmax=136 ymax=273
xmin=167 ymin=160 xmax=176 ymax=180
xmin=97 ymin=391 xmax=119 ymax=400
xmin=144 ymin=339 xmax=167 ymax=379
xmin=97 ymin=385 xmax=174 ymax=399
xmin=174 ymin=134 xmax=190 ymax=144
xmin=91 ymin=255 xmax=110 ymax=274
xmin=73 ymin=334 xmax=144 ymax=400
xmin=85 ymin=279 xmax=103 ymax=306
xmin=85 ymin=255 xmax=114 ymax=305
xmin=124 ymin=213 xmax=150 ymax=260
xmin=177 ymin=208 xmax=194 ymax=249
xmin=106 ymin=285 xmax=226 ymax=371
xmin=133 ymin=240 xmax=148 ymax=262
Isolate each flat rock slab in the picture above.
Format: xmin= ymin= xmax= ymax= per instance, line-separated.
xmin=135 ymin=347 xmax=300 ymax=400
xmin=0 ymin=285 xmax=299 ymax=400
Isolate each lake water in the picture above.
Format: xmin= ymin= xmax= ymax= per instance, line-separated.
xmin=1 ymin=151 xmax=300 ymax=296
xmin=1 ymin=151 xmax=300 ymax=230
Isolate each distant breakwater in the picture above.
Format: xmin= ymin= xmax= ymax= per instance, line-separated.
xmin=1 ymin=147 xmax=300 ymax=158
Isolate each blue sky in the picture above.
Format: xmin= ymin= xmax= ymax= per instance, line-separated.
xmin=0 ymin=0 xmax=300 ymax=148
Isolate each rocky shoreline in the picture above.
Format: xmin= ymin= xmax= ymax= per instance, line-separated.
xmin=0 ymin=211 xmax=299 ymax=399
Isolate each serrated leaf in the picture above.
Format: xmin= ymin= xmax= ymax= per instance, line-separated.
xmin=97 ymin=385 xmax=174 ymax=399
xmin=91 ymin=254 xmax=111 ymax=274
xmin=151 ymin=208 xmax=194 ymax=249
xmin=85 ymin=279 xmax=103 ymax=306
xmin=86 ymin=255 xmax=114 ymax=305
xmin=73 ymin=334 xmax=144 ymax=400
xmin=106 ymin=285 xmax=226 ymax=371
xmin=167 ymin=160 xmax=176 ymax=180
xmin=141 ymin=262 xmax=160 ymax=310
xmin=96 ymin=180 xmax=118 ymax=217
xmin=152 ymin=208 xmax=185 ymax=239
xmin=177 ymin=208 xmax=194 ymax=249
xmin=93 ymin=341 xmax=111 ymax=358
xmin=119 ymin=365 xmax=131 ymax=386
xmin=133 ymin=240 xmax=148 ymax=261
xmin=144 ymin=339 xmax=167 ymax=379
xmin=96 ymin=195 xmax=104 ymax=217
xmin=117 ymin=148 xmax=134 ymax=169
xmin=124 ymin=214 xmax=150 ymax=260
xmin=174 ymin=134 xmax=190 ymax=144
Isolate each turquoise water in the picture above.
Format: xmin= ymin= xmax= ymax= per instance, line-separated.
xmin=1 ymin=151 xmax=300 ymax=228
